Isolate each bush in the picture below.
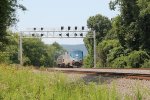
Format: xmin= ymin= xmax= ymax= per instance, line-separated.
xmin=142 ymin=60 xmax=150 ymax=68
xmin=112 ymin=55 xmax=128 ymax=68
xmin=127 ymin=50 xmax=150 ymax=68
xmin=107 ymin=46 xmax=124 ymax=64
xmin=0 ymin=52 xmax=11 ymax=64
xmin=97 ymin=39 xmax=120 ymax=67
xmin=111 ymin=50 xmax=150 ymax=68
xmin=83 ymin=55 xmax=93 ymax=68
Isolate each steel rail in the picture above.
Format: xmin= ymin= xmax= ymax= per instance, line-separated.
xmin=48 ymin=68 xmax=150 ymax=80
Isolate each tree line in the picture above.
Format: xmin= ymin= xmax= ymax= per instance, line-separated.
xmin=0 ymin=32 xmax=65 ymax=67
xmin=84 ymin=0 xmax=150 ymax=68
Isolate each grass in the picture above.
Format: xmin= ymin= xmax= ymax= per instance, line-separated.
xmin=0 ymin=64 xmax=148 ymax=100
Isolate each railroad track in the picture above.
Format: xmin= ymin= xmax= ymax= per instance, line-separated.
xmin=48 ymin=68 xmax=150 ymax=80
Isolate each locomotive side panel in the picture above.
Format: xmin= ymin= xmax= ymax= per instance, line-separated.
xmin=56 ymin=55 xmax=64 ymax=67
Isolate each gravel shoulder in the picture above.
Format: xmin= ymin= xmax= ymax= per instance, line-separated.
xmin=66 ymin=73 xmax=150 ymax=100
xmin=32 ymin=69 xmax=150 ymax=100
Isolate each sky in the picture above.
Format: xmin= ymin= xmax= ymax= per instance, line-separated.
xmin=15 ymin=0 xmax=119 ymax=45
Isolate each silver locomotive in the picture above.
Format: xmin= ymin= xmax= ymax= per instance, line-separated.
xmin=57 ymin=50 xmax=83 ymax=68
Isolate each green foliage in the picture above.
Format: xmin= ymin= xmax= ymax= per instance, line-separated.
xmin=0 ymin=32 xmax=19 ymax=64
xmin=109 ymin=0 xmax=150 ymax=51
xmin=0 ymin=52 xmax=10 ymax=64
xmin=84 ymin=14 xmax=111 ymax=67
xmin=127 ymin=50 xmax=149 ymax=68
xmin=0 ymin=32 xmax=65 ymax=67
xmin=87 ymin=14 xmax=111 ymax=42
xmin=97 ymin=39 xmax=120 ymax=67
xmin=23 ymin=39 xmax=65 ymax=67
xmin=0 ymin=65 xmax=148 ymax=99
xmin=83 ymin=36 xmax=94 ymax=68
xmin=84 ymin=0 xmax=150 ymax=68
xmin=0 ymin=0 xmax=26 ymax=50
xmin=110 ymin=0 xmax=139 ymax=24
xmin=82 ymin=0 xmax=150 ymax=68
xmin=83 ymin=55 xmax=93 ymax=68
xmin=0 ymin=65 xmax=149 ymax=100
xmin=0 ymin=65 xmax=120 ymax=100
xmin=111 ymin=50 xmax=149 ymax=68
xmin=107 ymin=46 xmax=124 ymax=64
xmin=142 ymin=60 xmax=150 ymax=68
xmin=112 ymin=55 xmax=128 ymax=68
xmin=137 ymin=0 xmax=150 ymax=17
xmin=23 ymin=39 xmax=47 ymax=66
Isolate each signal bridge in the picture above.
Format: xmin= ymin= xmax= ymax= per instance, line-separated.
xmin=20 ymin=26 xmax=93 ymax=38
xmin=19 ymin=26 xmax=96 ymax=68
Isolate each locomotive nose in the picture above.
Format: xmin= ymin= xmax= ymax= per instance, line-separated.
xmin=72 ymin=59 xmax=82 ymax=66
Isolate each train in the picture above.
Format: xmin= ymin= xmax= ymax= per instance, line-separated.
xmin=56 ymin=50 xmax=83 ymax=68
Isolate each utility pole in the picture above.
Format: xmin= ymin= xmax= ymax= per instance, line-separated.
xmin=94 ymin=31 xmax=96 ymax=68
xmin=19 ymin=32 xmax=23 ymax=65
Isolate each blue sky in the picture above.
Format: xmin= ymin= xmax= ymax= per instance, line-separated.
xmin=16 ymin=0 xmax=119 ymax=45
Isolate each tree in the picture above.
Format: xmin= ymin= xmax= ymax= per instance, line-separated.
xmin=0 ymin=32 xmax=19 ymax=64
xmin=108 ymin=0 xmax=150 ymax=68
xmin=23 ymin=39 xmax=47 ymax=66
xmin=84 ymin=14 xmax=111 ymax=67
xmin=87 ymin=14 xmax=112 ymax=42
xmin=137 ymin=0 xmax=150 ymax=52
xmin=109 ymin=0 xmax=150 ymax=51
xmin=22 ymin=39 xmax=65 ymax=67
xmin=43 ymin=42 xmax=66 ymax=67
xmin=0 ymin=0 xmax=26 ymax=50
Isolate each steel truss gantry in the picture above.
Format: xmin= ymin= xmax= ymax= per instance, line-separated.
xmin=19 ymin=27 xmax=96 ymax=67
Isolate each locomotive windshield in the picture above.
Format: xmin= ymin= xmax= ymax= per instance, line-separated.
xmin=70 ymin=51 xmax=83 ymax=59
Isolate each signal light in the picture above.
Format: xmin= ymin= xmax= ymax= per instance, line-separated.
xmin=74 ymin=33 xmax=77 ymax=36
xmin=75 ymin=26 xmax=77 ymax=30
xmin=41 ymin=27 xmax=44 ymax=31
xmin=61 ymin=26 xmax=64 ymax=30
xmin=59 ymin=33 xmax=62 ymax=36
xmin=41 ymin=34 xmax=44 ymax=37
xmin=68 ymin=26 xmax=71 ymax=30
xmin=80 ymin=33 xmax=83 ymax=37
xmin=82 ymin=26 xmax=84 ymax=30
xmin=33 ymin=28 xmax=36 ymax=31
xmin=66 ymin=33 xmax=69 ymax=37
xmin=32 ymin=34 xmax=35 ymax=36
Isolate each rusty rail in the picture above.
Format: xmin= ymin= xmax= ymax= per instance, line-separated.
xmin=48 ymin=68 xmax=150 ymax=80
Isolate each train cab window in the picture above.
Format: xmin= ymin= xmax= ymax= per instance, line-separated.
xmin=70 ymin=51 xmax=83 ymax=59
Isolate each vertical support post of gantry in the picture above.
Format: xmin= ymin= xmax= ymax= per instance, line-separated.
xmin=19 ymin=32 xmax=23 ymax=65
xmin=93 ymin=31 xmax=96 ymax=68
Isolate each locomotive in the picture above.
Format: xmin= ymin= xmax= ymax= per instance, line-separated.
xmin=57 ymin=50 xmax=83 ymax=68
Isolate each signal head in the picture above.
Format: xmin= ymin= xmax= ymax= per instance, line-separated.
xmin=82 ymin=26 xmax=84 ymax=30
xmin=66 ymin=33 xmax=69 ymax=37
xmin=68 ymin=26 xmax=71 ymax=30
xmin=74 ymin=33 xmax=77 ymax=36
xmin=59 ymin=33 xmax=62 ymax=36
xmin=61 ymin=26 xmax=64 ymax=30
xmin=33 ymin=28 xmax=36 ymax=31
xmin=80 ymin=33 xmax=83 ymax=37
xmin=75 ymin=26 xmax=77 ymax=30
xmin=32 ymin=34 xmax=35 ymax=36
xmin=41 ymin=27 xmax=44 ymax=31
xmin=41 ymin=34 xmax=44 ymax=37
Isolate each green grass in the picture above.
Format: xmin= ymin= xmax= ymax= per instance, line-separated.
xmin=0 ymin=64 xmax=147 ymax=100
